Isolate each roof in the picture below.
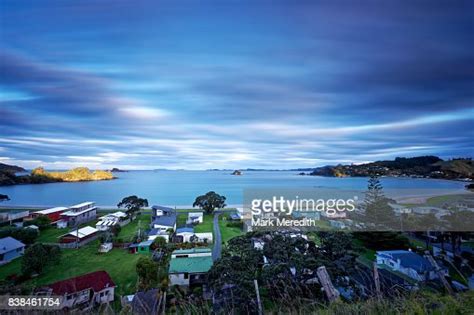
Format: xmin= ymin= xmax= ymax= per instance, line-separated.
xmin=34 ymin=207 xmax=68 ymax=215
xmin=172 ymin=248 xmax=212 ymax=255
xmin=377 ymin=250 xmax=434 ymax=273
xmin=169 ymin=255 xmax=213 ymax=274
xmin=151 ymin=214 xmax=176 ymax=227
xmin=62 ymin=226 xmax=98 ymax=239
xmin=152 ymin=205 xmax=174 ymax=212
xmin=138 ymin=240 xmax=154 ymax=247
xmin=188 ymin=212 xmax=203 ymax=217
xmin=148 ymin=228 xmax=169 ymax=236
xmin=62 ymin=206 xmax=97 ymax=217
xmin=0 ymin=237 xmax=25 ymax=254
xmin=100 ymin=211 xmax=127 ymax=219
xmin=48 ymin=270 xmax=115 ymax=295
xmin=176 ymin=227 xmax=194 ymax=234
xmin=70 ymin=201 xmax=95 ymax=209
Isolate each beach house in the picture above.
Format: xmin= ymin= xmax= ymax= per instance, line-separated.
xmin=173 ymin=227 xmax=213 ymax=243
xmin=96 ymin=211 xmax=129 ymax=231
xmin=0 ymin=237 xmax=25 ymax=265
xmin=41 ymin=271 xmax=115 ymax=310
xmin=152 ymin=205 xmax=174 ymax=219
xmin=57 ymin=202 xmax=97 ymax=228
xmin=31 ymin=207 xmax=68 ymax=223
xmin=59 ymin=226 xmax=99 ymax=247
xmin=168 ymin=248 xmax=213 ymax=287
xmin=376 ymin=250 xmax=437 ymax=281
xmin=151 ymin=210 xmax=176 ymax=232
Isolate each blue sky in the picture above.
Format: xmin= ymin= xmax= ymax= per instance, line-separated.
xmin=0 ymin=0 xmax=473 ymax=170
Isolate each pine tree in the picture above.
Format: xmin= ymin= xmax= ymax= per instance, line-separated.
xmin=364 ymin=175 xmax=396 ymax=229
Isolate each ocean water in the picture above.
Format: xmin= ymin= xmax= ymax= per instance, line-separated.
xmin=0 ymin=170 xmax=468 ymax=207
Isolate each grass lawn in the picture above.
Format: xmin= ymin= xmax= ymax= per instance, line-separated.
xmin=194 ymin=214 xmax=213 ymax=233
xmin=0 ymin=213 xmax=152 ymax=296
xmin=218 ymin=214 xmax=243 ymax=243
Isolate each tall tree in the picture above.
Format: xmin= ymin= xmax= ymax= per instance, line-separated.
xmin=117 ymin=195 xmax=148 ymax=220
xmin=193 ymin=191 xmax=226 ymax=214
xmin=363 ymin=175 xmax=396 ymax=229
xmin=136 ymin=256 xmax=158 ymax=291
xmin=21 ymin=244 xmax=61 ymax=276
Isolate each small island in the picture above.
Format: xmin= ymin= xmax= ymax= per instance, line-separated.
xmin=0 ymin=164 xmax=115 ymax=186
xmin=231 ymin=170 xmax=242 ymax=176
xmin=110 ymin=168 xmax=128 ymax=172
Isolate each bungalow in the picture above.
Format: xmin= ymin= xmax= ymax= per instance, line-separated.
xmin=169 ymin=248 xmax=213 ymax=287
xmin=147 ymin=228 xmax=170 ymax=243
xmin=0 ymin=210 xmax=30 ymax=225
xmin=152 ymin=205 xmax=174 ymax=219
xmin=59 ymin=226 xmax=98 ymax=246
xmin=151 ymin=212 xmax=176 ymax=232
xmin=41 ymin=270 xmax=115 ymax=310
xmin=57 ymin=202 xmax=97 ymax=228
xmin=0 ymin=237 xmax=25 ymax=265
xmin=96 ymin=211 xmax=129 ymax=231
xmin=137 ymin=240 xmax=153 ymax=254
xmin=376 ymin=250 xmax=437 ymax=282
xmin=173 ymin=228 xmax=213 ymax=243
xmin=187 ymin=212 xmax=204 ymax=224
xmin=31 ymin=207 xmax=68 ymax=223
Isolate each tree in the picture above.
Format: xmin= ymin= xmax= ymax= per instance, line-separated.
xmin=136 ymin=256 xmax=158 ymax=291
xmin=25 ymin=216 xmax=51 ymax=230
xmin=0 ymin=194 xmax=9 ymax=202
xmin=363 ymin=175 xmax=396 ymax=229
xmin=193 ymin=191 xmax=226 ymax=214
xmin=12 ymin=228 xmax=38 ymax=245
xmin=21 ymin=244 xmax=61 ymax=276
xmin=117 ymin=195 xmax=149 ymax=220
xmin=111 ymin=224 xmax=122 ymax=237
xmin=152 ymin=236 xmax=167 ymax=249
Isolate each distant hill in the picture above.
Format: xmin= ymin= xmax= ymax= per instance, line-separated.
xmin=0 ymin=166 xmax=115 ymax=186
xmin=0 ymin=162 xmax=26 ymax=173
xmin=305 ymin=156 xmax=474 ymax=180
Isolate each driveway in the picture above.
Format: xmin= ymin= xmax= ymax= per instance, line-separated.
xmin=212 ymin=213 xmax=222 ymax=261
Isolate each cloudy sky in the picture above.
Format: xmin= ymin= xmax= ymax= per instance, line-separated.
xmin=0 ymin=1 xmax=473 ymax=170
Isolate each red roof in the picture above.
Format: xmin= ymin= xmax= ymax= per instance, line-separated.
xmin=48 ymin=271 xmax=115 ymax=295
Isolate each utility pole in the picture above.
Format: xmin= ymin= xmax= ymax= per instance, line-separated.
xmin=254 ymin=279 xmax=263 ymax=315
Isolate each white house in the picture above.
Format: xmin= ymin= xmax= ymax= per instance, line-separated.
xmin=168 ymin=248 xmax=213 ymax=286
xmin=174 ymin=228 xmax=213 ymax=243
xmin=187 ymin=212 xmax=204 ymax=224
xmin=376 ymin=250 xmax=437 ymax=281
xmin=147 ymin=228 xmax=170 ymax=243
xmin=96 ymin=211 xmax=129 ymax=231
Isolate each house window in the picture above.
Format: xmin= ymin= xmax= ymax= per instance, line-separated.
xmin=184 ymin=273 xmax=189 ymax=279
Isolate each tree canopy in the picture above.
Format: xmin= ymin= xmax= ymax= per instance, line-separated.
xmin=21 ymin=243 xmax=61 ymax=276
xmin=193 ymin=191 xmax=226 ymax=214
xmin=117 ymin=195 xmax=149 ymax=219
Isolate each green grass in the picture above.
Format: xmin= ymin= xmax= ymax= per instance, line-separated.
xmin=218 ymin=215 xmax=243 ymax=243
xmin=194 ymin=214 xmax=213 ymax=233
xmin=0 ymin=213 xmax=152 ymax=296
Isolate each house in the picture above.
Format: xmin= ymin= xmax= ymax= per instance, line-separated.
xmin=57 ymin=202 xmax=97 ymax=228
xmin=0 ymin=210 xmax=30 ymax=225
xmin=174 ymin=227 xmax=195 ymax=242
xmin=41 ymin=271 xmax=115 ymax=310
xmin=173 ymin=228 xmax=213 ymax=243
xmin=151 ymin=211 xmax=176 ymax=232
xmin=0 ymin=237 xmax=25 ymax=265
xmin=137 ymin=240 xmax=153 ymax=254
xmin=152 ymin=205 xmax=174 ymax=218
xmin=168 ymin=248 xmax=213 ymax=287
xmin=187 ymin=212 xmax=204 ymax=224
xmin=147 ymin=228 xmax=169 ymax=243
xmin=96 ymin=211 xmax=129 ymax=231
xmin=59 ymin=226 xmax=98 ymax=246
xmin=31 ymin=207 xmax=68 ymax=223
xmin=376 ymin=250 xmax=437 ymax=281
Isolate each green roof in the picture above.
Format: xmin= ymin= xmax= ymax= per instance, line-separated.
xmin=169 ymin=256 xmax=213 ymax=274
xmin=172 ymin=248 xmax=212 ymax=255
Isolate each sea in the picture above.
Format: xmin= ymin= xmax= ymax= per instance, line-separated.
xmin=0 ymin=170 xmax=469 ymax=208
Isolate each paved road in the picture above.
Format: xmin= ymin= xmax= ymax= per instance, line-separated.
xmin=212 ymin=213 xmax=222 ymax=261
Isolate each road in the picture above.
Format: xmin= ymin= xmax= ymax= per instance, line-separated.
xmin=212 ymin=213 xmax=222 ymax=261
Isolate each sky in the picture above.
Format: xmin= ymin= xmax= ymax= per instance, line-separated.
xmin=0 ymin=0 xmax=473 ymax=170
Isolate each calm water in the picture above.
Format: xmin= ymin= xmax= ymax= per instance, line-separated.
xmin=0 ymin=171 xmax=468 ymax=207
